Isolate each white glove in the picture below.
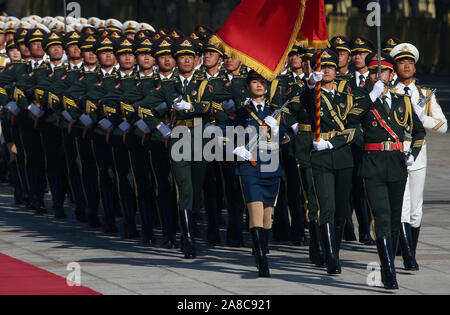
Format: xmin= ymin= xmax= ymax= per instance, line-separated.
xmin=233 ymin=146 xmax=251 ymax=161
xmin=405 ymin=154 xmax=415 ymax=167
xmin=174 ymin=99 xmax=193 ymax=112
xmin=62 ymin=110 xmax=75 ymax=123
xmin=156 ymin=122 xmax=171 ymax=139
xmin=264 ymin=116 xmax=279 ymax=135
xmin=413 ymin=104 xmax=425 ymax=123
xmin=28 ymin=103 xmax=45 ymax=118
xmin=155 ymin=102 xmax=168 ymax=114
xmin=264 ymin=116 xmax=277 ymax=129
xmin=369 ymin=80 xmax=386 ymax=102
xmin=221 ymin=99 xmax=235 ymax=110
xmin=291 ymin=123 xmax=299 ymax=134
xmin=80 ymin=114 xmax=94 ymax=128
xmin=307 ymin=71 xmax=323 ymax=88
xmin=6 ymin=101 xmax=20 ymax=115
xmin=98 ymin=118 xmax=113 ymax=132
xmin=313 ymin=138 xmax=333 ymax=151
xmin=118 ymin=121 xmax=132 ymax=133
xmin=134 ymin=119 xmax=150 ymax=134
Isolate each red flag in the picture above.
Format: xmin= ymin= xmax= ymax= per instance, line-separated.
xmin=210 ymin=0 xmax=328 ymax=80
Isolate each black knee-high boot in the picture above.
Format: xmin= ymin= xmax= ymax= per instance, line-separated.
xmin=250 ymin=227 xmax=270 ymax=278
xmin=179 ymin=209 xmax=196 ymax=259
xmin=400 ymin=223 xmax=419 ymax=270
xmin=320 ymin=223 xmax=340 ymax=275
xmin=376 ymin=237 xmax=399 ymax=290
xmin=309 ymin=220 xmax=325 ymax=267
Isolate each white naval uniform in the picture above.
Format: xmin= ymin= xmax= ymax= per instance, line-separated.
xmin=394 ymin=82 xmax=448 ymax=228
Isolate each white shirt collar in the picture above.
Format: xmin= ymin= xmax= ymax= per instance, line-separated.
xmin=252 ymin=99 xmax=266 ymax=112
xmin=84 ymin=65 xmax=97 ymax=72
xmin=160 ymin=71 xmax=173 ymax=80
xmin=69 ymin=62 xmax=82 ymax=70
xmin=50 ymin=62 xmax=63 ymax=72
xmin=396 ymin=81 xmax=416 ymax=95
xmin=101 ymin=68 xmax=113 ymax=76
xmin=31 ymin=59 xmax=44 ymax=69
xmin=139 ymin=72 xmax=153 ymax=79
xmin=179 ymin=74 xmax=194 ymax=86
xmin=120 ymin=71 xmax=132 ymax=78
xmin=206 ymin=71 xmax=219 ymax=79
xmin=321 ymin=87 xmax=335 ymax=97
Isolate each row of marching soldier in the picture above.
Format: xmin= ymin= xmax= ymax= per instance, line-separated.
xmin=0 ymin=15 xmax=446 ymax=289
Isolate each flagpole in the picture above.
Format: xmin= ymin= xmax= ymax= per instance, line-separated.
xmin=63 ymin=0 xmax=67 ymax=32
xmin=376 ymin=0 xmax=382 ymax=81
xmin=315 ymin=49 xmax=322 ymax=142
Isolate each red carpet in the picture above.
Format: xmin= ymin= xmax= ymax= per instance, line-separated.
xmin=0 ymin=253 xmax=102 ymax=295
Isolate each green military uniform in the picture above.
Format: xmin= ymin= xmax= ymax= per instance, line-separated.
xmin=74 ymin=36 xmax=124 ymax=234
xmin=343 ymin=36 xmax=377 ymax=244
xmin=304 ymin=49 xmax=357 ymax=275
xmin=347 ymin=52 xmax=425 ymax=289
xmin=48 ymin=33 xmax=101 ymax=226
xmin=12 ymin=28 xmax=50 ymax=214
xmin=0 ymin=42 xmax=31 ymax=207
xmin=121 ymin=37 xmax=179 ymax=247
xmin=330 ymin=36 xmax=354 ymax=82
xmin=31 ymin=31 xmax=70 ymax=219
xmin=136 ymin=38 xmax=230 ymax=258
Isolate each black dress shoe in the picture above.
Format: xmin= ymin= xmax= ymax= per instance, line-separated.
xmin=35 ymin=207 xmax=48 ymax=215
xmin=87 ymin=216 xmax=102 ymax=228
xmin=359 ymin=234 xmax=376 ymax=245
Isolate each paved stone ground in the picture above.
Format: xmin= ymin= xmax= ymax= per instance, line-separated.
xmin=0 ymin=74 xmax=449 ymax=295
xmin=0 ymin=130 xmax=449 ymax=295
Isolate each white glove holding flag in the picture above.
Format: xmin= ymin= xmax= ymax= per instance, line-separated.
xmin=233 ymin=146 xmax=251 ymax=161
xmin=118 ymin=121 xmax=132 ymax=133
xmin=6 ymin=101 xmax=20 ymax=115
xmin=98 ymin=118 xmax=113 ymax=132
xmin=369 ymin=80 xmax=386 ymax=102
xmin=62 ymin=110 xmax=75 ymax=123
xmin=221 ymin=99 xmax=235 ymax=110
xmin=80 ymin=114 xmax=94 ymax=128
xmin=135 ymin=119 xmax=150 ymax=134
xmin=174 ymin=99 xmax=193 ymax=112
xmin=313 ymin=138 xmax=333 ymax=151
xmin=307 ymin=71 xmax=323 ymax=88
xmin=156 ymin=122 xmax=171 ymax=139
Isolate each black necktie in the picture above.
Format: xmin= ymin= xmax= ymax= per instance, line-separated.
xmin=404 ymin=87 xmax=410 ymax=96
xmin=182 ymin=79 xmax=188 ymax=94
xmin=257 ymin=105 xmax=263 ymax=113
xmin=381 ymin=96 xmax=390 ymax=114
xmin=359 ymin=75 xmax=366 ymax=87
xmin=295 ymin=76 xmax=300 ymax=83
